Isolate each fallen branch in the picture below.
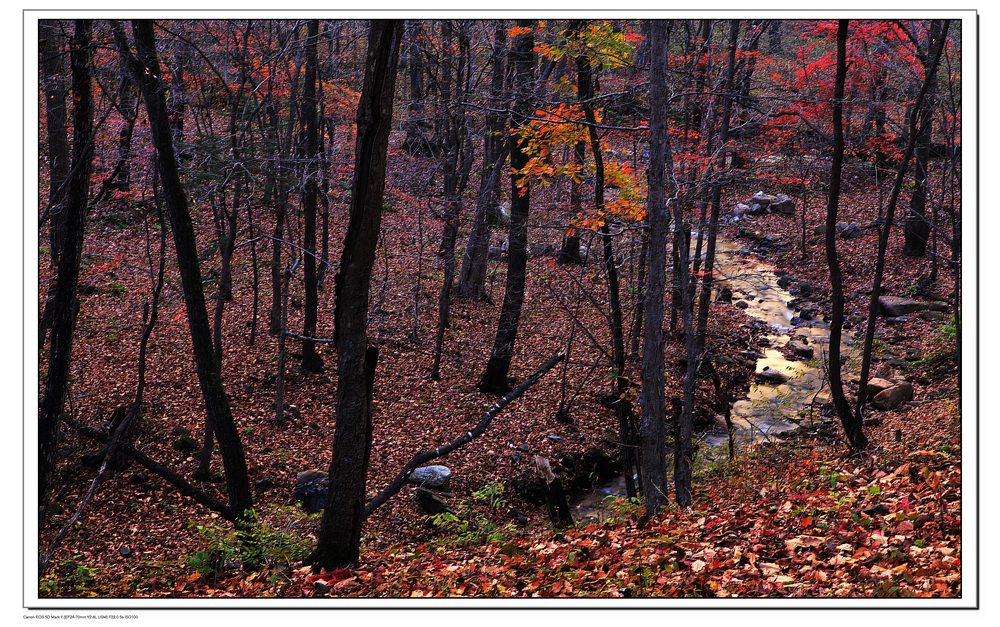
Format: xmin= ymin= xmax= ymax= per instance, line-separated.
xmin=60 ymin=415 xmax=236 ymax=521
xmin=363 ymin=351 xmax=565 ymax=519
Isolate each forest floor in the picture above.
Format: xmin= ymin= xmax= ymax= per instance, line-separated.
xmin=37 ymin=137 xmax=962 ymax=599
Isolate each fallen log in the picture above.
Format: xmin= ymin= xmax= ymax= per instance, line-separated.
xmin=60 ymin=415 xmax=236 ymax=521
xmin=363 ymin=351 xmax=565 ymax=519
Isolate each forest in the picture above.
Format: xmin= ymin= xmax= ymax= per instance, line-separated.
xmin=34 ymin=17 xmax=964 ymax=601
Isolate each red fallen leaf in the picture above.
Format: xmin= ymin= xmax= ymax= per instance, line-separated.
xmin=895 ymin=520 xmax=914 ymax=534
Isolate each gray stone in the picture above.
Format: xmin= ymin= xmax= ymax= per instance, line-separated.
xmin=787 ymin=340 xmax=814 ymax=359
xmin=415 ymin=487 xmax=454 ymax=515
xmin=837 ymin=223 xmax=863 ymax=239
xmin=757 ymin=367 xmax=789 ymax=384
xmin=408 ymin=465 xmax=452 ymax=489
xmin=770 ymin=194 xmax=796 ymax=215
xmin=750 ymin=191 xmax=777 ymax=207
xmin=295 ymin=471 xmax=330 ymax=513
xmin=878 ymin=295 xmax=950 ymax=317
xmin=920 ymin=310 xmax=953 ymax=322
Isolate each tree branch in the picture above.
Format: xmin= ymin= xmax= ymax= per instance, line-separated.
xmin=363 ymin=351 xmax=565 ymax=518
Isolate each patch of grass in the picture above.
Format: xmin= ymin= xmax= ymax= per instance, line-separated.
xmin=184 ymin=512 xmax=313 ymax=583
xmin=109 ymin=280 xmax=127 ymax=296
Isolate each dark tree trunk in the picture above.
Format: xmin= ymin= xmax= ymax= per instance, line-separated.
xmin=904 ymin=21 xmax=947 ymax=259
xmin=38 ymin=20 xmax=71 ymax=350
xmin=300 ymin=19 xmax=324 ymax=373
xmin=167 ymin=41 xmax=187 ymax=149
xmin=431 ymin=21 xmax=470 ymax=379
xmin=695 ymin=20 xmax=739 ymax=345
xmin=628 ymin=229 xmax=648 ymax=360
xmin=536 ymin=456 xmax=574 ymax=529
xmin=638 ymin=19 xmax=671 ymax=515
xmin=402 ymin=21 xmax=433 ymax=157
xmin=112 ymin=58 xmax=137 ymax=192
xmin=310 ymin=19 xmax=402 ymax=570
xmin=479 ymin=20 xmax=535 ymax=395
xmin=855 ymin=20 xmax=949 ymax=428
xmin=38 ymin=20 xmax=93 ymax=523
xmin=268 ymin=92 xmax=289 ymax=335
xmin=557 ymin=142 xmax=586 ymax=265
xmin=457 ymin=23 xmax=508 ymax=300
xmin=130 ymin=19 xmax=254 ymax=523
xmin=574 ymin=34 xmax=638 ymax=499
xmin=768 ymin=20 xmax=783 ymax=53
xmin=40 ymin=20 xmax=69 ymax=267
xmin=824 ymin=20 xmax=868 ymax=453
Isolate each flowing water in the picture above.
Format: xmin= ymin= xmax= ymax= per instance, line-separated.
xmin=571 ymin=235 xmax=851 ymax=523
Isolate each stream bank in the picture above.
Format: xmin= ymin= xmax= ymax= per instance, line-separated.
xmin=572 ymin=231 xmax=851 ymax=523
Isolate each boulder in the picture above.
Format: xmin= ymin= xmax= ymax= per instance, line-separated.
xmin=866 ymin=378 xmax=895 ymax=396
xmin=878 ymin=295 xmax=950 ymax=317
xmin=757 ymin=367 xmax=789 ymax=384
xmin=407 ymin=465 xmax=452 ymax=490
xmin=734 ymin=300 xmax=749 ymax=310
xmin=787 ymin=339 xmax=814 ymax=359
xmin=415 ymin=487 xmax=454 ymax=515
xmin=733 ymin=203 xmax=752 ymax=218
xmin=770 ymin=194 xmax=796 ymax=215
xmin=920 ymin=310 xmax=953 ymax=322
xmin=172 ymin=435 xmax=198 ymax=453
xmin=750 ymin=191 xmax=777 ymax=208
xmin=295 ymin=470 xmax=330 ymax=514
xmin=871 ymin=382 xmax=914 ymax=411
xmin=718 ymin=286 xmax=733 ymax=303
xmin=837 ymin=222 xmax=863 ymax=239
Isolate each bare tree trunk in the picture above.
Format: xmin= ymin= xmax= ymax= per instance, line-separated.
xmin=130 ymin=18 xmax=255 ymax=524
xmin=824 ymin=20 xmax=868 ymax=453
xmin=558 ymin=142 xmax=586 ymax=265
xmin=638 ymin=19 xmax=671 ymax=515
xmin=903 ymin=21 xmax=946 ymax=258
xmin=480 ymin=21 xmax=535 ymax=395
xmin=38 ymin=20 xmax=70 ymax=349
xmin=39 ymin=20 xmax=93 ymax=523
xmin=300 ymin=19 xmax=324 ymax=373
xmin=310 ymin=19 xmax=402 ymax=571
xmin=457 ymin=24 xmax=509 ymax=300
xmin=572 ymin=23 xmax=638 ymax=499
xmin=854 ymin=20 xmax=948 ymax=428
xmin=695 ymin=20 xmax=739 ymax=345
xmin=40 ymin=19 xmax=69 ymax=265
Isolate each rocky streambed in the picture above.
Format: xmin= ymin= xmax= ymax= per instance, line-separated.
xmin=572 ymin=233 xmax=847 ymax=523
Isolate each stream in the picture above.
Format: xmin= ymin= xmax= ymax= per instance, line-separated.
xmin=572 ymin=234 xmax=852 ymax=523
